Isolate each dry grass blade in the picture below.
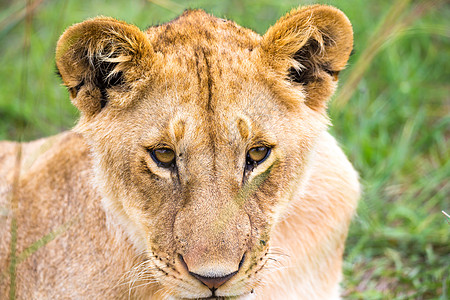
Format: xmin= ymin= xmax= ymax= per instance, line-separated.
xmin=0 ymin=0 xmax=44 ymax=35
xmin=332 ymin=0 xmax=441 ymax=109
xmin=16 ymin=216 xmax=80 ymax=265
xmin=6 ymin=142 xmax=78 ymax=299
xmin=443 ymin=211 xmax=450 ymax=223
xmin=8 ymin=144 xmax=22 ymax=300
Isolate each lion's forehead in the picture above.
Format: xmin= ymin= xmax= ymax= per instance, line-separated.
xmin=146 ymin=9 xmax=260 ymax=53
xmin=133 ymin=11 xmax=286 ymax=124
xmin=148 ymin=35 xmax=261 ymax=98
xmin=134 ymin=56 xmax=286 ymax=139
xmin=133 ymin=91 xmax=285 ymax=148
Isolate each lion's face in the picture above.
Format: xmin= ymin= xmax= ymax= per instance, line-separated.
xmin=56 ymin=6 xmax=352 ymax=299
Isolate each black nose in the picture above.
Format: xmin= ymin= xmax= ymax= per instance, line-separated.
xmin=189 ymin=270 xmax=238 ymax=289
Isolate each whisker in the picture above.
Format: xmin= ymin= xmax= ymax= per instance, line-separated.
xmin=267 ymin=251 xmax=290 ymax=257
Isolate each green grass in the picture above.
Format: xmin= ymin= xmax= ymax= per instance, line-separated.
xmin=1 ymin=0 xmax=448 ymax=298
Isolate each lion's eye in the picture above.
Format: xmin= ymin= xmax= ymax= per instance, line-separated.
xmin=246 ymin=146 xmax=270 ymax=169
xmin=151 ymin=148 xmax=176 ymax=168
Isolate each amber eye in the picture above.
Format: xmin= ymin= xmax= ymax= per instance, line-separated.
xmin=246 ymin=146 xmax=270 ymax=170
xmin=151 ymin=148 xmax=176 ymax=168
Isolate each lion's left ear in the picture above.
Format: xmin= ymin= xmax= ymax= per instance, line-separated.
xmin=260 ymin=5 xmax=353 ymax=111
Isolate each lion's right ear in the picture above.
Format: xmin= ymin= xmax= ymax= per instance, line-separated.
xmin=56 ymin=17 xmax=152 ymax=116
xmin=260 ymin=5 xmax=353 ymax=112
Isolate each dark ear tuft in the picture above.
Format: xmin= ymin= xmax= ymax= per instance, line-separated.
xmin=287 ymin=39 xmax=323 ymax=85
xmin=92 ymin=59 xmax=124 ymax=109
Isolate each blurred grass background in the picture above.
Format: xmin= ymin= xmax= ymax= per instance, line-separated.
xmin=0 ymin=0 xmax=448 ymax=298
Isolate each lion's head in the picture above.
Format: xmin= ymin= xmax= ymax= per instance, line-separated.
xmin=56 ymin=5 xmax=353 ymax=298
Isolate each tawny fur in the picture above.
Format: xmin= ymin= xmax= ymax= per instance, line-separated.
xmin=0 ymin=5 xmax=359 ymax=299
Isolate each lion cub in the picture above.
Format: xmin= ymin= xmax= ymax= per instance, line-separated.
xmin=0 ymin=5 xmax=359 ymax=299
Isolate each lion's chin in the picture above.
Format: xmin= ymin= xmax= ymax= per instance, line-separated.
xmin=172 ymin=292 xmax=254 ymax=300
xmin=178 ymin=296 xmax=253 ymax=300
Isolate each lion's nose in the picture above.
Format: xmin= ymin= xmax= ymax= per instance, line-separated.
xmin=190 ymin=270 xmax=238 ymax=289
xmin=179 ymin=254 xmax=245 ymax=289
